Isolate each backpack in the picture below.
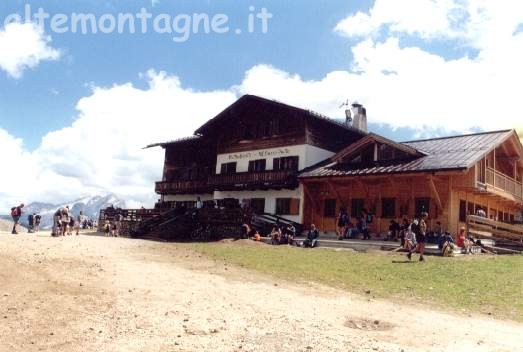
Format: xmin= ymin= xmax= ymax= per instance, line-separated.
xmin=11 ymin=207 xmax=20 ymax=217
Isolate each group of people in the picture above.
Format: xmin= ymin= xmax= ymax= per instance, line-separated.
xmin=243 ymin=221 xmax=320 ymax=248
xmin=52 ymin=206 xmax=87 ymax=237
xmin=103 ymin=214 xmax=123 ymax=237
xmin=336 ymin=208 xmax=372 ymax=240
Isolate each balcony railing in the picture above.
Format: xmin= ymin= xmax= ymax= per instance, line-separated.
xmin=208 ymin=170 xmax=298 ymax=191
xmin=155 ymin=179 xmax=212 ymax=195
xmin=484 ymin=167 xmax=523 ymax=200
xmin=156 ymin=170 xmax=299 ymax=194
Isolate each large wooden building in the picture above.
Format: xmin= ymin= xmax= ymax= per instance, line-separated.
xmin=149 ymin=95 xmax=366 ymax=223
xmin=150 ymin=95 xmax=523 ymax=235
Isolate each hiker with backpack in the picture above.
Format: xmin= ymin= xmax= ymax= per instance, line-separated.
xmin=10 ymin=204 xmax=24 ymax=234
xmin=27 ymin=213 xmax=36 ymax=233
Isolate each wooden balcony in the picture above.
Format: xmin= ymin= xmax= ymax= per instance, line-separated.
xmin=208 ymin=170 xmax=298 ymax=191
xmin=155 ymin=179 xmax=212 ymax=195
xmin=481 ymin=167 xmax=523 ymax=202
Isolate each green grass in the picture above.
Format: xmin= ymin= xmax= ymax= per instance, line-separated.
xmin=191 ymin=242 xmax=523 ymax=321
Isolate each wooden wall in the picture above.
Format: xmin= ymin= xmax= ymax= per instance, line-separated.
xmin=302 ymin=170 xmax=521 ymax=235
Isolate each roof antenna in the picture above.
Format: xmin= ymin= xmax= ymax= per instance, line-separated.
xmin=339 ymin=99 xmax=352 ymax=126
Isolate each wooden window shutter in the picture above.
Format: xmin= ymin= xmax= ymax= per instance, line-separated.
xmin=290 ymin=198 xmax=300 ymax=215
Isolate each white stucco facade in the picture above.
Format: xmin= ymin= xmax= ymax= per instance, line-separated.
xmin=163 ymin=144 xmax=333 ymax=224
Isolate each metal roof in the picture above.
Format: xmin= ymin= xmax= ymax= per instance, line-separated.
xmin=300 ymin=129 xmax=514 ymax=178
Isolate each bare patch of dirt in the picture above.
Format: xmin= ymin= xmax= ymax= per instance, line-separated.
xmin=0 ymin=231 xmax=522 ymax=352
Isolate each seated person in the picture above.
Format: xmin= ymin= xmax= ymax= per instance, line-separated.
xmin=438 ymin=232 xmax=455 ymax=257
xmin=279 ymin=231 xmax=289 ymax=245
xmin=270 ymin=223 xmax=282 ymax=245
xmin=456 ymin=227 xmax=473 ymax=253
xmin=343 ymin=221 xmax=358 ymax=239
xmin=386 ymin=220 xmax=400 ymax=241
xmin=243 ymin=224 xmax=262 ymax=242
xmin=302 ymin=224 xmax=319 ymax=248
xmin=283 ymin=225 xmax=296 ymax=245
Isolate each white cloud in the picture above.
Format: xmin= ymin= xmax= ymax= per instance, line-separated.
xmin=0 ymin=22 xmax=60 ymax=78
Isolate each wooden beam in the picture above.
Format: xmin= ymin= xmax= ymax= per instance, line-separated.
xmin=429 ymin=176 xmax=443 ymax=211
xmin=303 ymin=182 xmax=319 ymax=212
xmin=327 ymin=181 xmax=343 ymax=206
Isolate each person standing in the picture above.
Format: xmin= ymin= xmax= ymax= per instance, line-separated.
xmin=408 ymin=212 xmax=428 ymax=262
xmin=336 ymin=208 xmax=349 ymax=240
xmin=27 ymin=213 xmax=35 ymax=233
xmin=76 ymin=211 xmax=86 ymax=236
xmin=34 ymin=214 xmax=41 ymax=233
xmin=10 ymin=204 xmax=24 ymax=234
xmin=360 ymin=209 xmax=370 ymax=240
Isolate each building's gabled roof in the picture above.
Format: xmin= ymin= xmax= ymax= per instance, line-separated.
xmin=331 ymin=132 xmax=425 ymax=163
xmin=144 ymin=135 xmax=201 ymax=149
xmin=146 ymin=94 xmax=367 ymax=149
xmin=194 ymin=94 xmax=368 ymax=137
xmin=300 ymin=129 xmax=515 ymax=179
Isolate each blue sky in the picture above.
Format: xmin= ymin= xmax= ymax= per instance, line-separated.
xmin=0 ymin=0 xmax=522 ymax=207
xmin=0 ymin=0 xmax=376 ymax=150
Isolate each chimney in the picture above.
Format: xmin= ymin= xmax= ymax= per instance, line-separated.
xmin=351 ymin=103 xmax=367 ymax=133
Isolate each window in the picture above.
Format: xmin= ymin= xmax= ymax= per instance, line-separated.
xmin=415 ymin=198 xmax=430 ymax=216
xmin=220 ymin=162 xmax=237 ymax=174
xmin=459 ymin=200 xmax=467 ymax=222
xmin=324 ymin=199 xmax=337 ymax=217
xmin=249 ymin=198 xmax=265 ymax=214
xmin=351 ymin=198 xmax=364 ymax=218
xmin=378 ymin=144 xmax=394 ymax=161
xmin=248 ymin=159 xmax=266 ymax=172
xmin=467 ymin=202 xmax=474 ymax=217
xmin=276 ymin=198 xmax=300 ymax=216
xmin=273 ymin=156 xmax=299 ymax=171
xmin=361 ymin=144 xmax=375 ymax=163
xmin=381 ymin=198 xmax=396 ymax=218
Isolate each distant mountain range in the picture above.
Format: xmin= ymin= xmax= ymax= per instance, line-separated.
xmin=1 ymin=194 xmax=126 ymax=230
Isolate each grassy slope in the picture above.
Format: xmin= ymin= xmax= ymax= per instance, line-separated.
xmin=192 ymin=242 xmax=523 ymax=322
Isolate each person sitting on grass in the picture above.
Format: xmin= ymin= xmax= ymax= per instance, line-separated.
xmin=242 ymin=224 xmax=261 ymax=241
xmin=302 ymin=224 xmax=319 ymax=248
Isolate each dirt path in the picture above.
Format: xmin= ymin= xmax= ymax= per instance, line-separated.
xmin=0 ymin=232 xmax=521 ymax=352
